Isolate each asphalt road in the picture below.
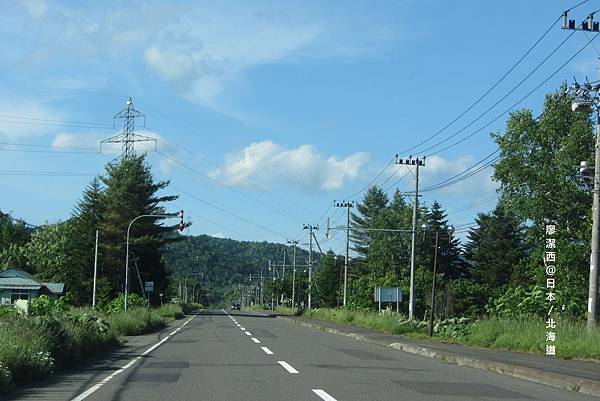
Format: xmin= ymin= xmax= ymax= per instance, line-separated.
xmin=7 ymin=309 xmax=596 ymax=401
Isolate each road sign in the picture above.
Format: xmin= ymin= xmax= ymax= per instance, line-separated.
xmin=374 ymin=287 xmax=402 ymax=312
xmin=374 ymin=287 xmax=402 ymax=302
xmin=144 ymin=281 xmax=154 ymax=293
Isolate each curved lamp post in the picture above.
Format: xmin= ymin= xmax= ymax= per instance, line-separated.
xmin=125 ymin=213 xmax=179 ymax=311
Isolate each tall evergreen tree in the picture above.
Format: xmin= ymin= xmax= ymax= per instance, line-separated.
xmin=314 ymin=250 xmax=341 ymax=308
xmin=99 ymin=155 xmax=178 ymax=303
xmin=419 ymin=201 xmax=463 ymax=279
xmin=464 ymin=203 xmax=528 ymax=288
xmin=350 ymin=186 xmax=388 ymax=259
xmin=367 ymin=190 xmax=412 ymax=280
xmin=69 ymin=176 xmax=105 ymax=304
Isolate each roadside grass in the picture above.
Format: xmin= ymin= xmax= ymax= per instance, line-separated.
xmin=106 ymin=307 xmax=165 ymax=336
xmin=303 ymin=308 xmax=427 ymax=336
xmin=274 ymin=306 xmax=299 ymax=315
xmin=0 ymin=301 xmax=192 ymax=393
xmin=0 ymin=309 xmax=119 ymax=390
xmin=301 ymin=308 xmax=600 ymax=360
xmin=156 ymin=304 xmax=185 ymax=322
xmin=467 ymin=316 xmax=600 ymax=359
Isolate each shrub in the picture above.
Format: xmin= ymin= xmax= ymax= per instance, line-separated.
xmin=105 ymin=294 xmax=148 ymax=315
xmin=156 ymin=304 xmax=184 ymax=321
xmin=107 ymin=307 xmax=165 ymax=336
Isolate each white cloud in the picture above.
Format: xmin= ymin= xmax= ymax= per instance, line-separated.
xmin=4 ymin=2 xmax=403 ymax=116
xmin=0 ymin=101 xmax=59 ymax=141
xmin=19 ymin=0 xmax=47 ymax=19
xmin=210 ymin=140 xmax=369 ymax=192
xmin=211 ymin=232 xmax=226 ymax=239
xmin=51 ymin=129 xmax=177 ymax=175
xmin=51 ymin=132 xmax=104 ymax=150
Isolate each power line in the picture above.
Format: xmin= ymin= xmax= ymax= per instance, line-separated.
xmin=159 ymin=137 xmax=320 ymax=219
xmin=171 ymin=184 xmax=289 ymax=240
xmin=0 ymin=169 xmax=96 ymax=176
xmin=0 ymin=141 xmax=99 ymax=151
xmin=184 ymin=210 xmax=256 ymax=241
xmin=345 ymin=156 xmax=396 ymax=200
xmin=402 ymin=150 xmax=498 ymax=195
xmin=418 ymin=30 xmax=576 ymax=156
xmin=398 ymin=12 xmax=564 ymax=155
xmin=154 ymin=150 xmax=305 ymax=225
xmin=382 ymin=168 xmax=413 ymax=193
xmin=0 ymin=114 xmax=112 ymax=127
xmin=427 ymin=31 xmax=599 ymax=156
xmin=447 ymin=194 xmax=499 ymax=215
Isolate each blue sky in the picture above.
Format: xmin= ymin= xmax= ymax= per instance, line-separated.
xmin=1 ymin=0 xmax=598 ymax=255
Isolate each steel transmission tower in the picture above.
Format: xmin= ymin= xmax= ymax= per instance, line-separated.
xmin=101 ymin=97 xmax=156 ymax=160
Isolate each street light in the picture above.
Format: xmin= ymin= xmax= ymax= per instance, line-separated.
xmin=184 ymin=272 xmax=203 ymax=302
xmin=125 ymin=213 xmax=181 ymax=311
xmin=426 ymin=225 xmax=454 ymax=337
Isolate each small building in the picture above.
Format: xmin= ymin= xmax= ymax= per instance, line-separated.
xmin=0 ymin=269 xmax=64 ymax=306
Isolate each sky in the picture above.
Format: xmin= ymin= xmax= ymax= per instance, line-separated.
xmin=1 ymin=0 xmax=599 ymax=257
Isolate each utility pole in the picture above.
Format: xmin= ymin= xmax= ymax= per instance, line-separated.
xmin=92 ymin=229 xmax=99 ymax=309
xmin=260 ymin=268 xmax=264 ymax=306
xmin=334 ymin=200 xmax=354 ymax=307
xmin=563 ymin=9 xmax=600 ymax=331
xmin=287 ymin=239 xmax=299 ymax=308
xmin=395 ymin=155 xmax=425 ymax=320
xmin=270 ymin=259 xmax=275 ymax=310
xmin=282 ymin=247 xmax=287 ymax=279
xmin=101 ymin=97 xmax=155 ymax=160
xmin=304 ymin=224 xmax=318 ymax=309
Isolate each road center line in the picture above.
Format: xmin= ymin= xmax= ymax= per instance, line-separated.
xmin=245 ymin=331 xmax=252 ymax=336
xmin=240 ymin=327 xmax=246 ymax=330
xmin=70 ymin=316 xmax=195 ymax=401
xmin=277 ymin=360 xmax=299 ymax=374
xmin=251 ymin=337 xmax=261 ymax=343
xmin=312 ymin=389 xmax=338 ymax=401
xmin=261 ymin=346 xmax=274 ymax=355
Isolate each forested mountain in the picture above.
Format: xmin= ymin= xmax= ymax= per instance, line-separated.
xmin=164 ymin=235 xmax=314 ymax=293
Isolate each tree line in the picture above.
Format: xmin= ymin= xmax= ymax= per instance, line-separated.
xmin=310 ymin=86 xmax=594 ymax=320
xmin=0 ymin=155 xmax=178 ymax=306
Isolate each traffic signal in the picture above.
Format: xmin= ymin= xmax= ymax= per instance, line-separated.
xmin=178 ymin=210 xmax=184 ymax=232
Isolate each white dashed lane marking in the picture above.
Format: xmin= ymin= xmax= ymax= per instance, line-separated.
xmin=312 ymin=389 xmax=338 ymax=401
xmin=261 ymin=347 xmax=274 ymax=355
xmin=277 ymin=360 xmax=299 ymax=374
xmin=251 ymin=338 xmax=261 ymax=343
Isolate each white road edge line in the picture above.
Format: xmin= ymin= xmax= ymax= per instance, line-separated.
xmin=251 ymin=338 xmax=261 ymax=343
xmin=261 ymin=347 xmax=274 ymax=355
xmin=245 ymin=331 xmax=252 ymax=336
xmin=277 ymin=360 xmax=299 ymax=374
xmin=312 ymin=389 xmax=338 ymax=401
xmin=70 ymin=316 xmax=195 ymax=401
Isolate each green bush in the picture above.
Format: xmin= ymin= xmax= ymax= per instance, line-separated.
xmin=156 ymin=304 xmax=184 ymax=321
xmin=107 ymin=307 xmax=165 ymax=336
xmin=179 ymin=302 xmax=202 ymax=314
xmin=105 ymin=293 xmax=148 ymax=314
xmin=31 ymin=294 xmax=69 ymax=317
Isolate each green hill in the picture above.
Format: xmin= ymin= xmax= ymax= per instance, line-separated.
xmin=164 ymin=235 xmax=316 ymax=303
